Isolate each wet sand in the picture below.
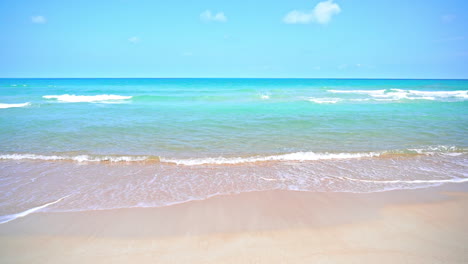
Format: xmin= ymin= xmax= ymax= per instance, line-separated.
xmin=1 ymin=183 xmax=467 ymax=263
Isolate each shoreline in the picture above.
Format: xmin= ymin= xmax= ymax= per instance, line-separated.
xmin=1 ymin=183 xmax=467 ymax=263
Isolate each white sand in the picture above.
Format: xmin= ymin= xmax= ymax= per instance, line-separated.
xmin=1 ymin=185 xmax=467 ymax=263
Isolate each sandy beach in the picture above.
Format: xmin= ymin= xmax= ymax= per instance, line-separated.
xmin=2 ymin=0 xmax=468 ymax=262
xmin=1 ymin=183 xmax=467 ymax=264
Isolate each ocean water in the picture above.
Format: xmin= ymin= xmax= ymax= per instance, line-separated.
xmin=0 ymin=78 xmax=467 ymax=221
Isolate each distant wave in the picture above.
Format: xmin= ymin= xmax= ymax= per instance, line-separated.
xmin=0 ymin=102 xmax=30 ymax=109
xmin=131 ymin=94 xmax=259 ymax=102
xmin=0 ymin=195 xmax=69 ymax=224
xmin=327 ymin=89 xmax=468 ymax=101
xmin=43 ymin=94 xmax=132 ymax=103
xmin=1 ymin=146 xmax=465 ymax=165
xmin=307 ymin=98 xmax=341 ymax=104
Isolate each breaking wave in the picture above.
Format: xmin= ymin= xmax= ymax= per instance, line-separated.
xmin=0 ymin=102 xmax=31 ymax=109
xmin=327 ymin=89 xmax=468 ymax=101
xmin=0 ymin=153 xmax=157 ymax=163
xmin=307 ymin=98 xmax=341 ymax=104
xmin=160 ymin=152 xmax=381 ymax=165
xmin=2 ymin=146 xmax=464 ymax=165
xmin=43 ymin=94 xmax=132 ymax=103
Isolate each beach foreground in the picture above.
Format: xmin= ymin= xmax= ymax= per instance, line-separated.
xmin=1 ymin=184 xmax=467 ymax=264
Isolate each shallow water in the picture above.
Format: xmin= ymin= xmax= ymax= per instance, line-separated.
xmin=0 ymin=78 xmax=467 ymax=217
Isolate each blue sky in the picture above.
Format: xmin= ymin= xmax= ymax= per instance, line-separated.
xmin=0 ymin=0 xmax=467 ymax=78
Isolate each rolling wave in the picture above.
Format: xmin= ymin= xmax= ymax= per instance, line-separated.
xmin=160 ymin=152 xmax=381 ymax=165
xmin=0 ymin=102 xmax=31 ymax=109
xmin=39 ymin=90 xmax=467 ymax=105
xmin=327 ymin=89 xmax=468 ymax=101
xmin=159 ymin=147 xmax=467 ymax=165
xmin=43 ymin=94 xmax=132 ymax=103
xmin=307 ymin=98 xmax=341 ymax=104
xmin=1 ymin=146 xmax=464 ymax=165
xmin=0 ymin=153 xmax=157 ymax=163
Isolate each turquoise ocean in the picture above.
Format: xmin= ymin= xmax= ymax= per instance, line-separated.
xmin=0 ymin=78 xmax=467 ymax=223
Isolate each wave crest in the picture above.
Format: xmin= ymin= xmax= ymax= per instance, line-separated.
xmin=307 ymin=98 xmax=341 ymax=104
xmin=0 ymin=102 xmax=30 ymax=109
xmin=161 ymin=152 xmax=384 ymax=165
xmin=1 ymin=146 xmax=465 ymax=165
xmin=43 ymin=94 xmax=132 ymax=103
xmin=0 ymin=154 xmax=156 ymax=163
xmin=327 ymin=89 xmax=467 ymax=101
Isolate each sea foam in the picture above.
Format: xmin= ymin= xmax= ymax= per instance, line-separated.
xmin=1 ymin=146 xmax=464 ymax=165
xmin=159 ymin=146 xmax=466 ymax=165
xmin=160 ymin=152 xmax=382 ymax=165
xmin=341 ymin=176 xmax=468 ymax=184
xmin=307 ymin=98 xmax=341 ymax=104
xmin=0 ymin=102 xmax=31 ymax=109
xmin=0 ymin=195 xmax=69 ymax=224
xmin=328 ymin=89 xmax=467 ymax=101
xmin=0 ymin=154 xmax=153 ymax=163
xmin=43 ymin=94 xmax=132 ymax=103
xmin=1 ymin=152 xmax=380 ymax=164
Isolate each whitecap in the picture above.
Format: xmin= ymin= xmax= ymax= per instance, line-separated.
xmin=328 ymin=89 xmax=386 ymax=96
xmin=327 ymin=89 xmax=467 ymax=101
xmin=308 ymin=98 xmax=341 ymax=104
xmin=0 ymin=102 xmax=31 ymax=109
xmin=43 ymin=94 xmax=132 ymax=103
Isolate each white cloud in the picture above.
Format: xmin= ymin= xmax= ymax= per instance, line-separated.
xmin=283 ymin=0 xmax=341 ymax=25
xmin=200 ymin=10 xmax=227 ymax=22
xmin=31 ymin=15 xmax=46 ymax=24
xmin=283 ymin=10 xmax=314 ymax=24
xmin=128 ymin=36 xmax=140 ymax=43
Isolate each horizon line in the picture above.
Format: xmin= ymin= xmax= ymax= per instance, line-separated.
xmin=1 ymin=77 xmax=468 ymax=80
